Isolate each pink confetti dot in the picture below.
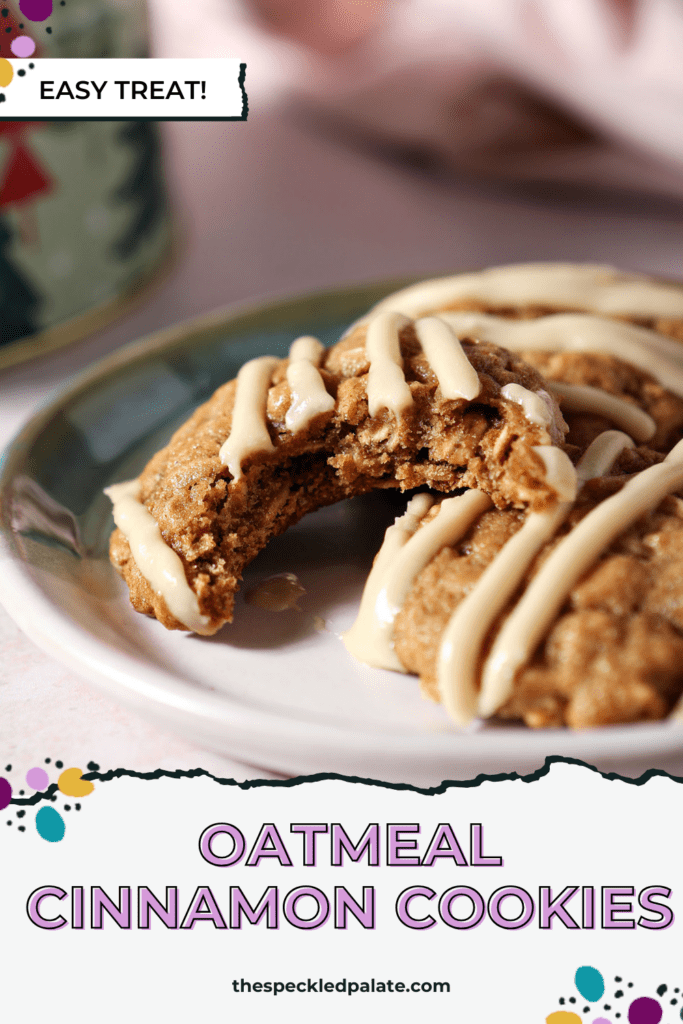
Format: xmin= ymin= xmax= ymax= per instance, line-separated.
xmin=593 ymin=1019 xmax=612 ymax=1024
xmin=26 ymin=767 xmax=49 ymax=790
xmin=11 ymin=36 xmax=36 ymax=58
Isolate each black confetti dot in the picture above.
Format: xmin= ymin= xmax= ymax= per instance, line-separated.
xmin=75 ymin=803 xmax=81 ymax=811
xmin=18 ymin=826 xmax=25 ymax=832
xmin=1 ymin=9 xmax=8 ymax=15
xmin=50 ymin=795 xmax=57 ymax=802
xmin=19 ymin=790 xmax=24 ymax=795
xmin=615 ymin=978 xmax=622 ymax=983
xmin=659 ymin=986 xmax=668 ymax=997
xmin=570 ymin=998 xmax=576 ymax=1004
xmin=4 ymin=27 xmax=9 ymax=33
xmin=87 ymin=762 xmax=100 ymax=772
xmin=5 ymin=764 xmax=11 ymax=771
xmin=45 ymin=25 xmax=51 ymax=32
xmin=672 ymin=1000 xmax=678 ymax=1006
xmin=64 ymin=805 xmax=71 ymax=812
xmin=0 ymin=95 xmax=6 ymax=103
xmin=616 ymin=1016 xmax=621 ymax=1020
xmin=18 ymin=69 xmax=25 ymax=76
xmin=29 ymin=62 xmax=34 ymax=68
xmin=55 ymin=761 xmax=63 ymax=769
xmin=18 ymin=22 xmax=23 ymax=27
xmin=584 ymin=1008 xmax=590 ymax=1014
xmin=16 ymin=810 xmax=25 ymax=818
xmin=675 ymin=989 xmax=680 ymax=994
xmin=559 ymin=998 xmax=565 ymax=1005
xmin=604 ymin=1007 xmax=611 ymax=1012
xmin=6 ymin=820 xmax=11 ymax=825
xmin=615 ymin=991 xmax=624 ymax=999
xmin=628 ymin=983 xmax=633 ymax=988
xmin=45 ymin=758 xmax=51 ymax=764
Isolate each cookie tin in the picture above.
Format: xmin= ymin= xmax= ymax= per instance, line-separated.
xmin=0 ymin=0 xmax=172 ymax=368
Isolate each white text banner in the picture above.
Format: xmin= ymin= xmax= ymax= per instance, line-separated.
xmin=0 ymin=58 xmax=247 ymax=120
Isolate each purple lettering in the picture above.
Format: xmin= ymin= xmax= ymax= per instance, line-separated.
xmin=26 ymin=886 xmax=67 ymax=930
xmin=388 ymin=824 xmax=420 ymax=866
xmin=395 ymin=886 xmax=436 ymax=929
xmin=198 ymin=823 xmax=245 ymax=866
xmin=283 ymin=886 xmax=329 ymax=929
xmin=439 ymin=886 xmax=486 ymax=929
xmin=334 ymin=887 xmax=375 ymax=929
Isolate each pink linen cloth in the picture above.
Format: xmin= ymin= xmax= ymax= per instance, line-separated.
xmin=247 ymin=0 xmax=683 ymax=195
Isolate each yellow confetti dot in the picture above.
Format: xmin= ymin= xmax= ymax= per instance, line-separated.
xmin=58 ymin=767 xmax=95 ymax=798
xmin=0 ymin=59 xmax=13 ymax=88
xmin=546 ymin=1014 xmax=582 ymax=1024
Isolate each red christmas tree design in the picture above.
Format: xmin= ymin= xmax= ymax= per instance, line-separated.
xmin=0 ymin=139 xmax=51 ymax=206
xmin=0 ymin=122 xmax=53 ymax=243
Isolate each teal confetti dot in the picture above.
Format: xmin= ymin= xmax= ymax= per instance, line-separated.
xmin=576 ymin=967 xmax=605 ymax=1003
xmin=36 ymin=806 xmax=65 ymax=842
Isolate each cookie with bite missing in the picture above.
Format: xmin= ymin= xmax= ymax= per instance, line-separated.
xmin=107 ymin=320 xmax=574 ymax=635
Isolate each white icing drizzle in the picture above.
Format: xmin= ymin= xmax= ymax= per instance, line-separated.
xmin=285 ymin=336 xmax=335 ymax=433
xmin=531 ymin=446 xmax=577 ymax=502
xmin=573 ymin=429 xmax=636 ymax=482
xmin=478 ymin=435 xmax=683 ymax=719
xmin=500 ymin=383 xmax=553 ymax=428
xmin=105 ymin=480 xmax=214 ymax=635
xmin=219 ymin=356 xmax=280 ymax=480
xmin=289 ymin=336 xmax=324 ymax=363
xmin=547 ymin=381 xmax=656 ymax=443
xmin=365 ymin=311 xmax=414 ymax=419
xmin=436 ymin=312 xmax=683 ymax=399
xmin=343 ymin=491 xmax=490 ymax=671
xmin=437 ymin=501 xmax=570 ymax=725
xmin=360 ymin=264 xmax=683 ymax=322
xmin=413 ymin=316 xmax=481 ymax=401
xmin=437 ymin=431 xmax=635 ymax=724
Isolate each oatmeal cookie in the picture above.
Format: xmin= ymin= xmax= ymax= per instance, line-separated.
xmin=347 ymin=434 xmax=683 ymax=729
xmin=347 ymin=265 xmax=683 ymax=453
xmin=343 ymin=264 xmax=683 ymax=729
xmin=107 ymin=324 xmax=572 ymax=634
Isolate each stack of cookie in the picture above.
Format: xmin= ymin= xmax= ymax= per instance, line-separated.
xmin=107 ymin=264 xmax=683 ymax=730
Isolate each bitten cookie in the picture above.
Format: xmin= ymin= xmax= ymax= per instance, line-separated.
xmin=107 ymin=323 xmax=573 ymax=634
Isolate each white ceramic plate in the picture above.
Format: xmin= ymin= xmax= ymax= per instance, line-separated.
xmin=2 ymin=283 xmax=683 ymax=785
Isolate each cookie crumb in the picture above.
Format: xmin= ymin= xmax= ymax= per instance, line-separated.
xmin=245 ymin=573 xmax=306 ymax=612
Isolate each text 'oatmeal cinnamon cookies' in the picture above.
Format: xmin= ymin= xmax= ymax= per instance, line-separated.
xmin=107 ymin=312 xmax=575 ymax=635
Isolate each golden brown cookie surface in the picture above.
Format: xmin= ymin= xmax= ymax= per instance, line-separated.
xmin=393 ymin=459 xmax=683 ymax=729
xmin=109 ymin=325 xmax=570 ymax=633
xmin=343 ymin=264 xmax=683 ymax=730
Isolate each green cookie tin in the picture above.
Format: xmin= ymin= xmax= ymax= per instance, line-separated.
xmin=0 ymin=0 xmax=172 ymax=368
